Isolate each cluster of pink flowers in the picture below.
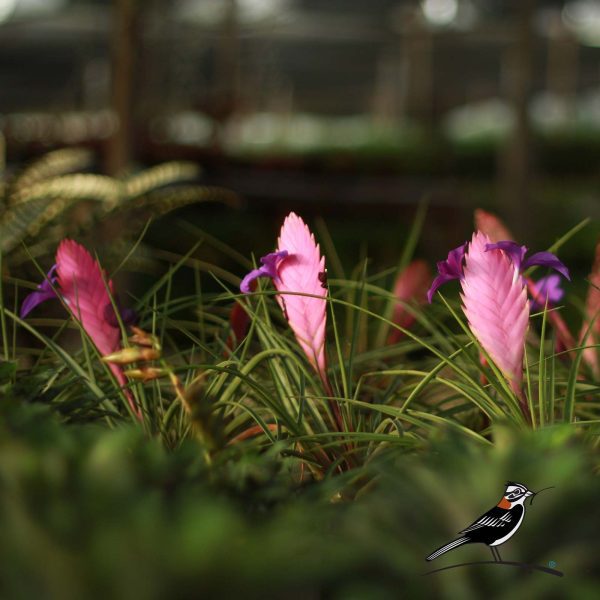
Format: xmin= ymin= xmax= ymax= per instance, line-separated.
xmin=21 ymin=209 xmax=598 ymax=423
xmin=21 ymin=240 xmax=140 ymax=418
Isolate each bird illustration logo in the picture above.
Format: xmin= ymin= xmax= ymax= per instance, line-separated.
xmin=426 ymin=482 xmax=551 ymax=563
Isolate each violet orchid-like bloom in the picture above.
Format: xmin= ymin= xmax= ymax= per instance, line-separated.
xmin=239 ymin=250 xmax=289 ymax=294
xmin=426 ymin=243 xmax=467 ymax=303
xmin=428 ymin=238 xmax=570 ymax=303
xmin=428 ymin=232 xmax=571 ymax=413
xmin=103 ymin=298 xmax=139 ymax=328
xmin=529 ymin=274 xmax=564 ymax=311
xmin=20 ymin=265 xmax=59 ymax=318
xmin=485 ymin=241 xmax=570 ymax=281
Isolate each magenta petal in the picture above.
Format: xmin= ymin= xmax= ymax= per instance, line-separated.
xmin=485 ymin=241 xmax=528 ymax=270
xmin=427 ymin=243 xmax=467 ymax=302
xmin=522 ymin=251 xmax=571 ymax=281
xmin=103 ymin=300 xmax=138 ymax=328
xmin=530 ymin=274 xmax=564 ymax=310
xmin=240 ymin=250 xmax=288 ymax=293
xmin=442 ymin=243 xmax=467 ymax=277
xmin=427 ymin=273 xmax=456 ymax=303
xmin=240 ymin=267 xmax=266 ymax=294
xmin=20 ymin=266 xmax=58 ymax=318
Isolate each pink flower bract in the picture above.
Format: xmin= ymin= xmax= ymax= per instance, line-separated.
xmin=474 ymin=208 xmax=514 ymax=243
xmin=56 ymin=240 xmax=139 ymax=417
xmin=461 ymin=232 xmax=530 ymax=395
xmin=581 ymin=239 xmax=600 ymax=376
xmin=275 ymin=213 xmax=327 ymax=378
xmin=388 ymin=259 xmax=431 ymax=344
xmin=56 ymin=239 xmax=121 ymax=357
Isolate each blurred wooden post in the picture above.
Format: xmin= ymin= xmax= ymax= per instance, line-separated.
xmin=106 ymin=0 xmax=139 ymax=176
xmin=0 ymin=131 xmax=5 ymax=177
xmin=372 ymin=50 xmax=401 ymax=126
xmin=546 ymin=15 xmax=578 ymax=112
xmin=499 ymin=0 xmax=535 ymax=236
xmin=400 ymin=9 xmax=435 ymax=133
xmin=216 ymin=0 xmax=240 ymax=117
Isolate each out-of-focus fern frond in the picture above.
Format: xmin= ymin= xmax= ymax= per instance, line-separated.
xmin=1 ymin=175 xmax=121 ymax=253
xmin=123 ymin=185 xmax=240 ymax=216
xmin=0 ymin=196 xmax=55 ymax=253
xmin=10 ymin=174 xmax=122 ymax=207
xmin=105 ymin=185 xmax=239 ymax=231
xmin=9 ymin=148 xmax=94 ymax=197
xmin=101 ymin=239 xmax=164 ymax=275
xmin=0 ymin=149 xmax=239 ymax=258
xmin=124 ymin=162 xmax=200 ymax=199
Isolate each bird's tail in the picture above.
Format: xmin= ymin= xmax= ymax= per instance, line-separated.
xmin=426 ymin=537 xmax=470 ymax=561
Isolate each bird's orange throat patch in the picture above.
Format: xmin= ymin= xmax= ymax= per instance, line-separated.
xmin=497 ymin=498 xmax=512 ymax=509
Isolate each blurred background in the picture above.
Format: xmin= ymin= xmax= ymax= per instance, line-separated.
xmin=1 ymin=0 xmax=599 ymax=269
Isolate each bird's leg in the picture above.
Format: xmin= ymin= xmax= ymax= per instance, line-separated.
xmin=490 ymin=547 xmax=498 ymax=562
xmin=495 ymin=546 xmax=502 ymax=562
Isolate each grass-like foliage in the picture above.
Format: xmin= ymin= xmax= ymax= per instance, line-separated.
xmin=1 ymin=150 xmax=599 ymax=597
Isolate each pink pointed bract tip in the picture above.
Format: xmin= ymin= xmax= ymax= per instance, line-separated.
xmin=388 ymin=259 xmax=431 ymax=344
xmin=275 ymin=212 xmax=327 ymax=377
xmin=474 ymin=209 xmax=514 ymax=243
xmin=461 ymin=231 xmax=530 ymax=390
xmin=56 ymin=239 xmax=120 ymax=357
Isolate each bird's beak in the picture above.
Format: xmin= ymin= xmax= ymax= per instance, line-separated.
xmin=529 ymin=486 xmax=554 ymax=505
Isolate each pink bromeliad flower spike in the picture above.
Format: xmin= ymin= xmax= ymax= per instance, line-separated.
xmin=581 ymin=239 xmax=600 ymax=377
xmin=21 ymin=240 xmax=141 ymax=419
xmin=474 ymin=209 xmax=514 ymax=244
xmin=387 ymin=259 xmax=431 ymax=345
xmin=474 ymin=208 xmax=575 ymax=355
xmin=240 ymin=212 xmax=328 ymax=386
xmin=428 ymin=231 xmax=570 ymax=416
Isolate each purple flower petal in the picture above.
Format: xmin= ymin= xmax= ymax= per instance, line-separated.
xmin=427 ymin=273 xmax=455 ymax=303
xmin=530 ymin=274 xmax=564 ymax=311
xmin=487 ymin=242 xmax=570 ymax=281
xmin=442 ymin=243 xmax=467 ymax=277
xmin=103 ymin=299 xmax=139 ymax=328
xmin=20 ymin=266 xmax=58 ymax=318
xmin=240 ymin=250 xmax=289 ymax=294
xmin=427 ymin=243 xmax=467 ymax=303
xmin=485 ymin=241 xmax=528 ymax=270
xmin=120 ymin=307 xmax=139 ymax=326
xmin=522 ymin=251 xmax=571 ymax=281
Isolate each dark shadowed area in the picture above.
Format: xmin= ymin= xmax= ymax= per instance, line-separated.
xmin=1 ymin=2 xmax=599 ymax=599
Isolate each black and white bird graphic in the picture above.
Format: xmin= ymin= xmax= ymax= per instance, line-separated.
xmin=426 ymin=482 xmax=540 ymax=562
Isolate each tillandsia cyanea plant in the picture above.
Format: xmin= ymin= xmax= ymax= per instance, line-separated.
xmin=20 ymin=239 xmax=142 ymax=419
xmin=477 ymin=210 xmax=600 ymax=380
xmin=475 ymin=208 xmax=575 ymax=355
xmin=428 ymin=231 xmax=570 ymax=418
xmin=241 ymin=212 xmax=328 ymax=384
xmin=240 ymin=212 xmax=347 ymax=432
xmin=581 ymin=238 xmax=600 ymax=377
xmin=386 ymin=259 xmax=431 ymax=345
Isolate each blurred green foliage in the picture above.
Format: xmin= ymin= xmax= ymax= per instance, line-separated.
xmin=1 ymin=146 xmax=599 ymax=600
xmin=1 ymin=397 xmax=598 ymax=599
